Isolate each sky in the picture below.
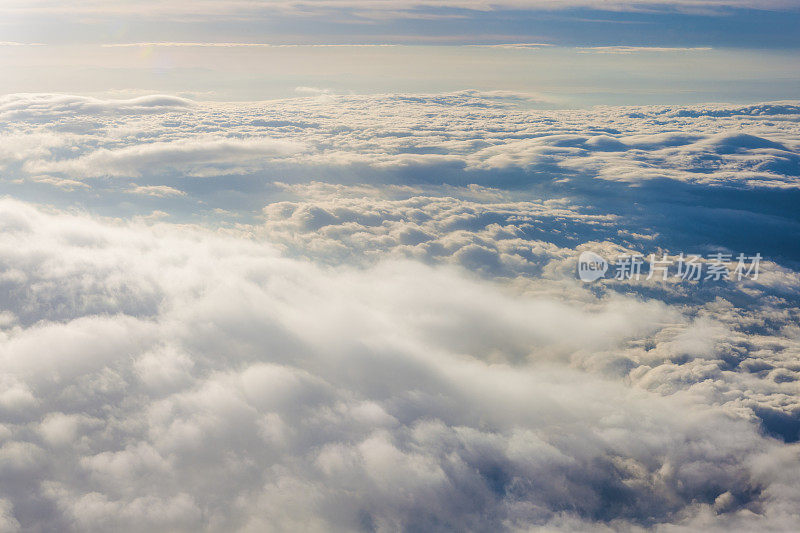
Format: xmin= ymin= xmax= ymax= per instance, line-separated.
xmin=0 ymin=0 xmax=799 ymax=104
xmin=0 ymin=2 xmax=800 ymax=532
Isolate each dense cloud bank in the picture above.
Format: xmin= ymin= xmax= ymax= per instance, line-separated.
xmin=0 ymin=93 xmax=798 ymax=531
xmin=3 ymin=92 xmax=799 ymax=262
xmin=3 ymin=92 xmax=799 ymax=190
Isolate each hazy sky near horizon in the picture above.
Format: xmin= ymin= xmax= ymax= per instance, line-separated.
xmin=1 ymin=0 xmax=799 ymax=104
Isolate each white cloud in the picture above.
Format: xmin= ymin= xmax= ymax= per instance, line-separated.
xmin=102 ymin=42 xmax=398 ymax=48
xmin=0 ymin=92 xmax=799 ymax=530
xmin=471 ymin=43 xmax=553 ymax=48
xmin=8 ymin=93 xmax=797 ymax=192
xmin=24 ymin=137 xmax=305 ymax=178
xmin=576 ymin=46 xmax=713 ymax=53
xmin=126 ymin=185 xmax=187 ymax=198
xmin=295 ymin=86 xmax=334 ymax=95
xmin=0 ymin=197 xmax=796 ymax=530
xmin=0 ymin=94 xmax=195 ymax=121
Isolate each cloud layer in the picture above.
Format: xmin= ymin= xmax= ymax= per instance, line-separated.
xmin=0 ymin=92 xmax=798 ymax=531
xmin=4 ymin=93 xmax=798 ymax=190
xmin=0 ymin=198 xmax=799 ymax=532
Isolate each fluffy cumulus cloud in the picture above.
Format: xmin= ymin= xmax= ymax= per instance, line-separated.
xmin=3 ymin=93 xmax=799 ymax=190
xmin=0 ymin=92 xmax=799 ymax=531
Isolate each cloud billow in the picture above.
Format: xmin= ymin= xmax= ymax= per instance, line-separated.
xmin=0 ymin=93 xmax=798 ymax=531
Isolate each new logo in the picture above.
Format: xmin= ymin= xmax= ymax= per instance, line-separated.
xmin=577 ymin=251 xmax=608 ymax=282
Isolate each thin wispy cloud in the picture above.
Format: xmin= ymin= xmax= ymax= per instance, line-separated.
xmin=0 ymin=41 xmax=45 ymax=46
xmin=577 ymin=45 xmax=714 ymax=53
xmin=469 ymin=43 xmax=553 ymax=49
xmin=102 ymin=42 xmax=397 ymax=48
